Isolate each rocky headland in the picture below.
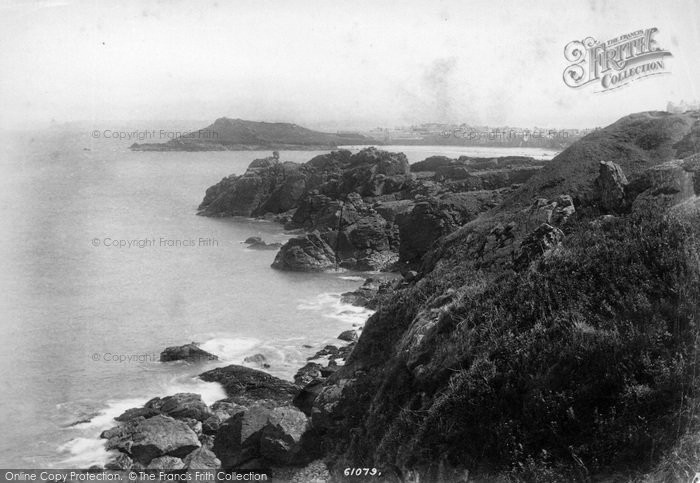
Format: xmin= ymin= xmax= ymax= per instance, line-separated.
xmin=130 ymin=118 xmax=374 ymax=151
xmin=198 ymin=147 xmax=545 ymax=272
xmin=98 ymin=110 xmax=700 ymax=481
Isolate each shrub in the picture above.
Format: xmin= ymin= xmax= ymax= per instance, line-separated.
xmin=344 ymin=211 xmax=700 ymax=480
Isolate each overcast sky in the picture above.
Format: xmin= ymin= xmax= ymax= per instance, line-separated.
xmin=0 ymin=0 xmax=698 ymax=130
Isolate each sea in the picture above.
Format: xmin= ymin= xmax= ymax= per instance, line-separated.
xmin=0 ymin=126 xmax=559 ymax=468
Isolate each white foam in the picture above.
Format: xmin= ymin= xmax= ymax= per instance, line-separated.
xmin=57 ymin=437 xmax=113 ymax=467
xmin=199 ymin=337 xmax=261 ymax=362
xmin=57 ymin=376 xmax=226 ymax=468
xmin=154 ymin=376 xmax=227 ymax=405
xmin=297 ymin=292 xmax=374 ymax=326
xmin=339 ymin=275 xmax=365 ymax=281
xmin=70 ymin=397 xmax=147 ymax=430
xmin=56 ymin=397 xmax=145 ymax=468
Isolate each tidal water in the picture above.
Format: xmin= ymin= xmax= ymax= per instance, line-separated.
xmin=0 ymin=127 xmax=558 ymax=467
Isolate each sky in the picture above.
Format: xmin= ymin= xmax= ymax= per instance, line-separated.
xmin=0 ymin=0 xmax=698 ymax=130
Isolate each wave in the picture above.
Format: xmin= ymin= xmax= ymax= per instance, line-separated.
xmin=199 ymin=336 xmax=261 ymax=362
xmin=56 ymin=375 xmax=226 ymax=468
xmin=297 ymin=292 xmax=374 ymax=326
xmin=55 ymin=294 xmax=372 ymax=467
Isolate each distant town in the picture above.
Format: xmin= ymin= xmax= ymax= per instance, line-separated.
xmin=332 ymin=100 xmax=700 ymax=149
xmin=336 ymin=123 xmax=600 ymax=149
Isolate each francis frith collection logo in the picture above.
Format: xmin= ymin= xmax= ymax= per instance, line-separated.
xmin=563 ymin=28 xmax=672 ymax=92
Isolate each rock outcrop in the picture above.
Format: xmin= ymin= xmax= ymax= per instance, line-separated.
xmin=628 ymin=156 xmax=700 ymax=213
xmin=160 ymin=343 xmax=218 ymax=363
xmin=593 ymin=160 xmax=629 ymax=212
xmin=100 ymin=362 xmax=322 ymax=473
xmin=396 ymin=190 xmax=506 ymax=265
xmin=243 ymin=237 xmax=283 ymax=250
xmin=198 ymin=365 xmax=298 ymax=406
xmin=102 ymin=414 xmax=201 ymax=466
xmin=514 ymin=223 xmax=564 ymax=269
xmin=183 ymin=447 xmax=220 ymax=470
xmin=198 ymin=159 xmax=308 ymax=217
xmin=213 ymin=401 xmax=309 ymax=469
xmin=144 ymin=393 xmax=213 ymax=422
xmin=270 ymin=231 xmax=337 ymax=272
xmin=199 ymin=148 xmax=540 ymax=271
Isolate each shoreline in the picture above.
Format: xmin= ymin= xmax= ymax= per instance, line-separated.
xmin=66 ymin=277 xmax=384 ymax=473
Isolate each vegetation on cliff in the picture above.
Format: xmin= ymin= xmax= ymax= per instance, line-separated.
xmin=320 ymin=210 xmax=700 ymax=481
xmin=307 ymin=112 xmax=700 ymax=482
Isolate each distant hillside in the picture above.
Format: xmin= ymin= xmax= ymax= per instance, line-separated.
xmin=130 ymin=117 xmax=375 ymax=151
xmin=501 ymin=110 xmax=700 ymax=208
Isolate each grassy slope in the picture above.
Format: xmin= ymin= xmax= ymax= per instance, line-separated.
xmin=501 ymin=111 xmax=697 ymax=209
xmin=321 ymin=111 xmax=700 ymax=481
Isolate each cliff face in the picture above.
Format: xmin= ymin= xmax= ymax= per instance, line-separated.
xmin=305 ymin=112 xmax=700 ymax=481
xmin=199 ymin=147 xmax=543 ymax=271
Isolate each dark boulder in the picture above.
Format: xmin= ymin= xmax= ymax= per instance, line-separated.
xmin=203 ymin=402 xmax=247 ymax=435
xmin=145 ymin=393 xmax=212 ymax=422
xmin=515 ymin=223 xmax=565 ymax=269
xmin=102 ymin=414 xmax=201 ymax=466
xmin=292 ymin=380 xmax=325 ymax=416
xmin=212 ymin=401 xmax=309 ymax=469
xmin=160 ymin=343 xmax=218 ymax=363
xmin=524 ymin=195 xmax=576 ymax=231
xmin=294 ymin=362 xmax=324 ymax=386
xmin=629 ymin=157 xmax=699 ymax=214
xmin=244 ymin=236 xmax=263 ymax=244
xmin=410 ymin=156 xmax=454 ymax=172
xmin=115 ymin=407 xmax=160 ymax=422
xmin=593 ymin=160 xmax=629 ymax=212
xmin=275 ymin=195 xmax=399 ymax=272
xmin=243 ymin=237 xmax=282 ymax=250
xmin=199 ymin=365 xmax=298 ymax=406
xmin=183 ymin=447 xmax=221 ymax=470
xmin=337 ymin=330 xmax=358 ymax=342
xmin=270 ymin=231 xmax=337 ymax=272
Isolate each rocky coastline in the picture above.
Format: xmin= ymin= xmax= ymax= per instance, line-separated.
xmin=93 ymin=110 xmax=700 ymax=481
xmin=197 ymin=147 xmax=546 ymax=272
xmin=95 ymin=279 xmax=391 ymax=478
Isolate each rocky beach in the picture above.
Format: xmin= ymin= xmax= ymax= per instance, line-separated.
xmin=88 ymin=110 xmax=700 ymax=481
